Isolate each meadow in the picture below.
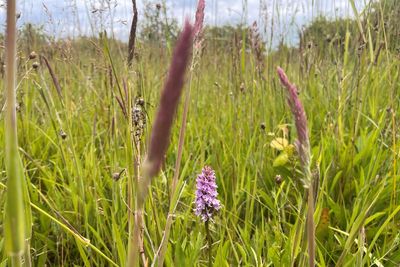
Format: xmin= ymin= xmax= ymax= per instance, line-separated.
xmin=0 ymin=0 xmax=400 ymax=266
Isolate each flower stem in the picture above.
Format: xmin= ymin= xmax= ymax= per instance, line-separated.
xmin=205 ymin=221 xmax=212 ymax=267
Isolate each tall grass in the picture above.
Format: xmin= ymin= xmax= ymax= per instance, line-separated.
xmin=127 ymin=21 xmax=193 ymax=267
xmin=3 ymin=0 xmax=32 ymax=266
xmin=0 ymin=0 xmax=399 ymax=266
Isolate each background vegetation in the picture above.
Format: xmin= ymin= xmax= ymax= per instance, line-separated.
xmin=0 ymin=0 xmax=399 ymax=266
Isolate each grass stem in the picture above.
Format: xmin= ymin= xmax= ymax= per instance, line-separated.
xmin=307 ymin=185 xmax=315 ymax=267
xmin=4 ymin=1 xmax=31 ymax=265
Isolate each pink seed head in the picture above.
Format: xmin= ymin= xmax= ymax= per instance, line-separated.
xmin=194 ymin=0 xmax=205 ymax=42
xmin=277 ymin=67 xmax=311 ymax=185
xmin=146 ymin=20 xmax=194 ymax=177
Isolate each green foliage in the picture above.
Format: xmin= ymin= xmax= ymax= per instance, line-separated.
xmin=139 ymin=1 xmax=179 ymax=46
xmin=203 ymin=24 xmax=267 ymax=56
xmin=300 ymin=16 xmax=356 ymax=59
xmin=0 ymin=0 xmax=399 ymax=266
xmin=18 ymin=23 xmax=48 ymax=55
xmin=367 ymin=0 xmax=400 ymax=52
xmin=298 ymin=0 xmax=400 ymax=64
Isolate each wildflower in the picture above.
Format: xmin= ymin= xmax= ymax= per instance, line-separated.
xmin=195 ymin=166 xmax=221 ymax=222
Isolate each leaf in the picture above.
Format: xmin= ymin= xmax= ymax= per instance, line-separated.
xmin=277 ymin=124 xmax=289 ymax=135
xmin=316 ymin=208 xmax=330 ymax=242
xmin=270 ymin=138 xmax=289 ymax=151
xmin=284 ymin=144 xmax=296 ymax=156
xmin=273 ymin=152 xmax=289 ymax=167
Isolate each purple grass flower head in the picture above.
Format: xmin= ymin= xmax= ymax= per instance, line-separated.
xmin=192 ymin=0 xmax=205 ymax=62
xmin=194 ymin=0 xmax=205 ymax=42
xmin=145 ymin=20 xmax=193 ymax=178
xmin=277 ymin=67 xmax=312 ymax=188
xmin=195 ymin=166 xmax=221 ymax=222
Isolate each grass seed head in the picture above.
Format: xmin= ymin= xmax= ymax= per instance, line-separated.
xmin=277 ymin=67 xmax=311 ymax=188
xmin=194 ymin=0 xmax=205 ymax=42
xmin=145 ymin=20 xmax=193 ymax=178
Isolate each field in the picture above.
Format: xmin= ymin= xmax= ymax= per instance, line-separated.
xmin=1 ymin=0 xmax=400 ymax=266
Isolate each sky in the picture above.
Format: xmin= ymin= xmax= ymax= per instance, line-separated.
xmin=0 ymin=0 xmax=369 ymax=46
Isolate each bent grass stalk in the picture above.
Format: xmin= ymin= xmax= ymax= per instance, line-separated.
xmin=277 ymin=67 xmax=314 ymax=267
xmin=4 ymin=0 xmax=32 ymax=266
xmin=126 ymin=21 xmax=193 ymax=267
xmin=154 ymin=1 xmax=205 ymax=266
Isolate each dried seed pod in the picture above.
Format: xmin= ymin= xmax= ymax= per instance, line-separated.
xmin=132 ymin=103 xmax=146 ymax=142
xmin=135 ymin=97 xmax=145 ymax=106
xmin=32 ymin=62 xmax=39 ymax=69
xmin=16 ymin=102 xmax=22 ymax=112
xmin=275 ymin=174 xmax=283 ymax=185
xmin=112 ymin=169 xmax=126 ymax=181
xmin=59 ymin=129 xmax=67 ymax=139
xmin=112 ymin=172 xmax=120 ymax=181
xmin=240 ymin=82 xmax=245 ymax=93
xmin=29 ymin=51 xmax=37 ymax=60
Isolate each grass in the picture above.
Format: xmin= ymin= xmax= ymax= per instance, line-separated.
xmin=3 ymin=1 xmax=31 ymax=266
xmin=1 ymin=0 xmax=400 ymax=266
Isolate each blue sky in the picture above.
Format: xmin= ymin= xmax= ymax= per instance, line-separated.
xmin=0 ymin=0 xmax=368 ymax=46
